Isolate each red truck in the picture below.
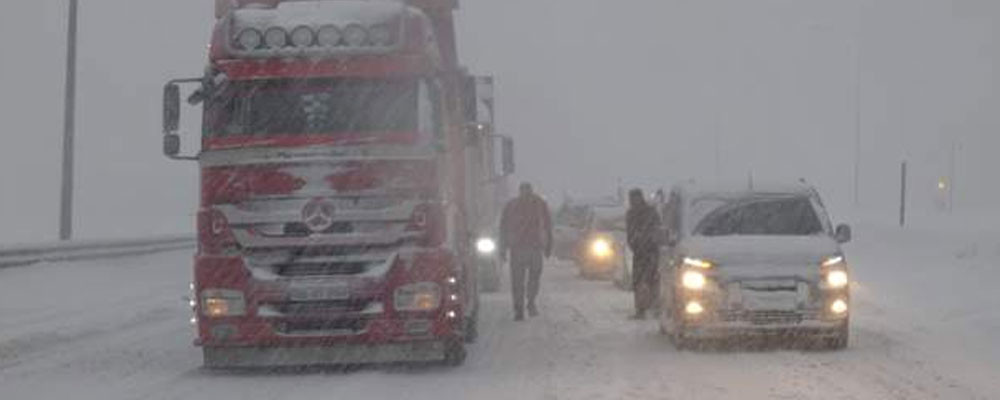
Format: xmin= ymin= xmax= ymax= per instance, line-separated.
xmin=162 ymin=0 xmax=514 ymax=368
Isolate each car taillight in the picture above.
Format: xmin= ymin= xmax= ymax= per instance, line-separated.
xmin=408 ymin=203 xmax=445 ymax=247
xmin=198 ymin=209 xmax=237 ymax=254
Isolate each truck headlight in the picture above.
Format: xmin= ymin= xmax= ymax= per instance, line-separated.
xmin=590 ymin=238 xmax=613 ymax=258
xmin=476 ymin=237 xmax=497 ymax=255
xmin=826 ymin=270 xmax=849 ymax=288
xmin=201 ymin=289 xmax=246 ymax=317
xmin=682 ymin=270 xmax=707 ymax=290
xmin=394 ymin=282 xmax=442 ymax=312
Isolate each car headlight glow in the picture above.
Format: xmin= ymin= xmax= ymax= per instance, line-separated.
xmin=685 ymin=301 xmax=704 ymax=315
xmin=476 ymin=237 xmax=497 ymax=255
xmin=826 ymin=270 xmax=849 ymax=288
xmin=235 ymin=28 xmax=263 ymax=50
xmin=590 ymin=238 xmax=613 ymax=258
xmin=682 ymin=270 xmax=707 ymax=290
xmin=683 ymin=257 xmax=713 ymax=269
xmin=201 ymin=289 xmax=246 ymax=317
xmin=394 ymin=282 xmax=442 ymax=312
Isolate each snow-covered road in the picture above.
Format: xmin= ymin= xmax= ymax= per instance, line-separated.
xmin=1 ymin=223 xmax=997 ymax=400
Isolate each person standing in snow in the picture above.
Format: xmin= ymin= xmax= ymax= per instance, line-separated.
xmin=626 ymin=188 xmax=663 ymax=320
xmin=499 ymin=183 xmax=553 ymax=321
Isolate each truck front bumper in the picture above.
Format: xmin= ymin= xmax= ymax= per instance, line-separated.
xmin=203 ymin=340 xmax=448 ymax=368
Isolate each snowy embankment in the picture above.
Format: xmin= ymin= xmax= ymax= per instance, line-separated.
xmin=0 ymin=220 xmax=997 ymax=400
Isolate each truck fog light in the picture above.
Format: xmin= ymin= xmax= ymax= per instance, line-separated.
xmin=685 ymin=301 xmax=704 ymax=315
xmin=394 ymin=282 xmax=442 ymax=311
xmin=201 ymin=289 xmax=246 ymax=317
xmin=831 ymin=299 xmax=848 ymax=314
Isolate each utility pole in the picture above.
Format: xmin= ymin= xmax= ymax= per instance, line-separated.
xmin=899 ymin=161 xmax=907 ymax=228
xmin=60 ymin=0 xmax=78 ymax=241
xmin=852 ymin=42 xmax=862 ymax=207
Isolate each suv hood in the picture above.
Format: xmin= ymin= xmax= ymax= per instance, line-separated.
xmin=677 ymin=235 xmax=841 ymax=282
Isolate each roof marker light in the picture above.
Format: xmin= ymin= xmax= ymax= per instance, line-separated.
xmin=369 ymin=24 xmax=394 ymax=46
xmin=236 ymin=28 xmax=263 ymax=50
xmin=264 ymin=27 xmax=288 ymax=49
xmin=317 ymin=25 xmax=343 ymax=47
xmin=343 ymin=24 xmax=369 ymax=47
xmin=290 ymin=26 xmax=315 ymax=48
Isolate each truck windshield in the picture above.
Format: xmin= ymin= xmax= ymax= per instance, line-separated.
xmin=693 ymin=196 xmax=824 ymax=237
xmin=203 ymin=78 xmax=418 ymax=137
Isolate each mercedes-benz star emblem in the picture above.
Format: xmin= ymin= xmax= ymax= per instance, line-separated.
xmin=302 ymin=198 xmax=336 ymax=233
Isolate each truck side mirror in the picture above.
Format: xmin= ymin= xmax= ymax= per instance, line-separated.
xmin=163 ymin=134 xmax=181 ymax=157
xmin=163 ymin=83 xmax=181 ymax=134
xmin=835 ymin=224 xmax=852 ymax=243
xmin=501 ymin=137 xmax=515 ymax=176
xmin=462 ymin=76 xmax=478 ymax=123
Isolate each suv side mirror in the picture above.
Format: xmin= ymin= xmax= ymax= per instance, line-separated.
xmin=501 ymin=137 xmax=515 ymax=176
xmin=835 ymin=224 xmax=852 ymax=243
xmin=163 ymin=134 xmax=181 ymax=157
xmin=163 ymin=83 xmax=181 ymax=134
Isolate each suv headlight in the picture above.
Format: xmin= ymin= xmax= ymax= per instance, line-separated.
xmin=682 ymin=270 xmax=707 ymax=290
xmin=201 ymin=289 xmax=246 ymax=317
xmin=826 ymin=270 xmax=849 ymax=288
xmin=394 ymin=282 xmax=442 ymax=311
xmin=822 ymin=256 xmax=849 ymax=289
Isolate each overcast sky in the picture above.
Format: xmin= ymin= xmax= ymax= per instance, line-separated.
xmin=1 ymin=0 xmax=997 ymax=243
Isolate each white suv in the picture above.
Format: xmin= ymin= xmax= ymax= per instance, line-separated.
xmin=658 ymin=182 xmax=852 ymax=350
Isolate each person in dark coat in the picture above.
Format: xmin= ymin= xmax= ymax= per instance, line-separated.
xmin=499 ymin=183 xmax=553 ymax=321
xmin=626 ymin=188 xmax=663 ymax=320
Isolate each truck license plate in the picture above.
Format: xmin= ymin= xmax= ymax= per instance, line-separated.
xmin=288 ymin=282 xmax=349 ymax=301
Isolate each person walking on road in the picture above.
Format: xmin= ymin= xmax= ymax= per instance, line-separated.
xmin=499 ymin=183 xmax=553 ymax=321
xmin=626 ymin=188 xmax=663 ymax=320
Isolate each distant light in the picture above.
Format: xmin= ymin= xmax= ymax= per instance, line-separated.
xmin=938 ymin=180 xmax=947 ymax=190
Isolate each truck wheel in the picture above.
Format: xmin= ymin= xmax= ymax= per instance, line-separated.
xmin=823 ymin=320 xmax=849 ymax=350
xmin=465 ymin=310 xmax=479 ymax=344
xmin=443 ymin=340 xmax=467 ymax=366
xmin=480 ymin=267 xmax=500 ymax=293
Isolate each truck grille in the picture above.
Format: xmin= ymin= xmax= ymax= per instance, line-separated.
xmin=275 ymin=261 xmax=368 ymax=277
xmin=272 ymin=319 xmax=369 ymax=336
xmin=265 ymin=299 xmax=373 ymax=316
xmin=720 ymin=310 xmax=817 ymax=325
xmin=245 ymin=246 xmax=398 ymax=278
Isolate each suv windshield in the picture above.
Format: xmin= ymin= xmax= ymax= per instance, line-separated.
xmin=204 ymin=78 xmax=418 ymax=137
xmin=693 ymin=196 xmax=823 ymax=237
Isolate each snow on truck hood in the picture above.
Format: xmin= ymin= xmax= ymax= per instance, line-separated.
xmin=679 ymin=235 xmax=841 ymax=268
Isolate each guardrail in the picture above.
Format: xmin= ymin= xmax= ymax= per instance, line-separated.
xmin=0 ymin=235 xmax=196 ymax=269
